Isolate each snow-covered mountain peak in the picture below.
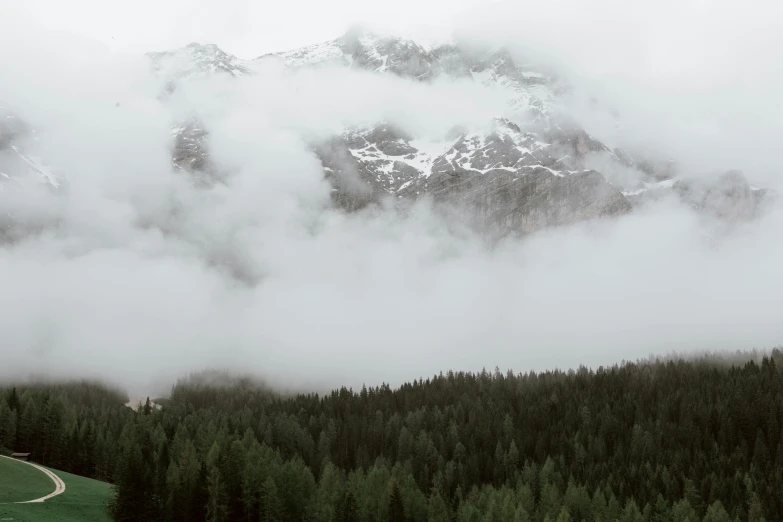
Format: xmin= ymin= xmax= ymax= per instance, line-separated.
xmin=261 ymin=39 xmax=348 ymax=69
xmin=252 ymin=30 xmax=560 ymax=119
xmin=0 ymin=106 xmax=62 ymax=190
xmin=140 ymin=35 xmax=775 ymax=235
xmin=254 ymin=30 xmax=435 ymax=78
xmin=147 ymin=42 xmax=253 ymax=81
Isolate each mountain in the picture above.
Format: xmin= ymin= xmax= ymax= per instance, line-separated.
xmin=147 ymin=42 xmax=253 ymax=81
xmin=625 ymin=170 xmax=774 ymax=221
xmin=316 ymin=118 xmax=632 ymax=233
xmin=165 ymin=33 xmax=774 ymax=234
xmin=1 ymin=33 xmax=775 ymax=244
xmin=0 ymin=105 xmax=63 ymax=242
xmin=0 ymin=106 xmax=61 ymax=189
xmin=167 ymin=35 xmax=634 ymax=234
xmin=256 ymin=31 xmax=561 ymax=121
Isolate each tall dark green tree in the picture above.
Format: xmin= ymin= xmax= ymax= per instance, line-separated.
xmin=388 ymin=483 xmax=406 ymax=522
xmin=259 ymin=477 xmax=282 ymax=522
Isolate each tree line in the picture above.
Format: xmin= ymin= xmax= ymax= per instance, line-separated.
xmin=1 ymin=350 xmax=782 ymax=521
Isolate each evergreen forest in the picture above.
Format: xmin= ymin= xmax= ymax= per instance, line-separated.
xmin=1 ymin=351 xmax=782 ymax=522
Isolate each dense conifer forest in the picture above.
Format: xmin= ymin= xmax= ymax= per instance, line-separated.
xmin=1 ymin=351 xmax=782 ymax=522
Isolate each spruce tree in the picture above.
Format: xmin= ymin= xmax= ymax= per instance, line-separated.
xmin=703 ymin=500 xmax=732 ymax=522
xmin=205 ymin=466 xmax=228 ymax=522
xmin=6 ymin=387 xmax=20 ymax=412
xmin=747 ymin=493 xmax=766 ymax=522
xmin=388 ymin=483 xmax=405 ymax=522
xmin=338 ymin=490 xmax=358 ymax=522
xmin=427 ymin=490 xmax=450 ymax=522
xmin=260 ymin=477 xmax=282 ymax=522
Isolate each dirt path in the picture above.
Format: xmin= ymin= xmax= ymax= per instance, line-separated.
xmin=0 ymin=455 xmax=66 ymax=503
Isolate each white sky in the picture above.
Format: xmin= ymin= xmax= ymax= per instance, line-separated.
xmin=7 ymin=0 xmax=494 ymax=58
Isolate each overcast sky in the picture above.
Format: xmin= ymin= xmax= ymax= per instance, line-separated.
xmin=6 ymin=0 xmax=494 ymax=57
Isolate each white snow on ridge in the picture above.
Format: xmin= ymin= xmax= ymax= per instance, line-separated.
xmin=263 ymin=40 xmax=347 ymax=68
xmin=9 ymin=145 xmax=61 ymax=188
xmin=358 ymin=34 xmax=391 ymax=72
xmin=470 ymin=69 xmax=494 ymax=85
xmin=471 ymin=68 xmax=555 ymax=117
xmin=149 ymin=43 xmax=253 ymax=81
xmin=398 ymin=150 xmax=443 ymax=178
xmin=622 ymin=178 xmax=676 ymax=196
xmin=344 ymin=132 xmax=463 ymax=189
xmin=409 ymin=137 xmax=460 ymax=164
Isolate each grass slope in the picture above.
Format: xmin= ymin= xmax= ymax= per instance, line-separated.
xmin=0 ymin=462 xmax=113 ymax=522
xmin=0 ymin=456 xmax=54 ymax=503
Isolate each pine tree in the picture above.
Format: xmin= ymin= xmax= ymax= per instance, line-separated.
xmin=16 ymin=398 xmax=38 ymax=450
xmin=651 ymin=493 xmax=670 ymax=522
xmin=6 ymin=387 xmax=20 ymax=412
xmin=315 ymin=461 xmax=342 ymax=521
xmin=555 ymin=506 xmax=572 ymax=522
xmin=260 ymin=477 xmax=282 ymax=522
xmin=671 ymin=498 xmax=698 ymax=522
xmin=205 ymin=466 xmax=228 ymax=522
xmin=338 ymin=490 xmax=358 ymax=522
xmin=591 ymin=488 xmax=608 ymax=521
xmin=507 ymin=440 xmax=520 ymax=480
xmin=539 ymin=483 xmax=563 ymax=521
xmin=747 ymin=493 xmax=766 ymax=522
xmin=427 ymin=490 xmax=450 ymax=522
xmin=702 ymin=500 xmax=732 ymax=522
xmin=110 ymin=444 xmax=155 ymax=521
xmin=39 ymin=397 xmax=63 ymax=465
xmin=684 ymin=478 xmax=702 ymax=514
xmin=388 ymin=483 xmax=405 ymax=522
xmin=513 ymin=505 xmax=531 ymax=522
xmin=622 ymin=499 xmax=643 ymax=522
xmin=0 ymin=402 xmax=12 ymax=448
xmin=494 ymin=441 xmax=505 ymax=484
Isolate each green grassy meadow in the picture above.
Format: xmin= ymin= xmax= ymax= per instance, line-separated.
xmin=0 ymin=457 xmax=113 ymax=522
xmin=0 ymin=456 xmax=55 ymax=503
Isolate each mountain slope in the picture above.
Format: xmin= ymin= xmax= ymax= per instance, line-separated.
xmin=165 ymin=34 xmax=638 ymax=234
xmin=1 ymin=33 xmax=775 ymax=245
xmin=256 ymin=31 xmax=561 ymax=120
xmin=164 ymin=32 xmax=773 ymax=233
xmin=0 ymin=106 xmax=61 ymax=189
xmin=147 ymin=42 xmax=253 ymax=81
xmin=0 ymin=105 xmax=63 ymax=242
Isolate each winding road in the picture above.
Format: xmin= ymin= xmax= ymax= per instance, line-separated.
xmin=0 ymin=455 xmax=66 ymax=503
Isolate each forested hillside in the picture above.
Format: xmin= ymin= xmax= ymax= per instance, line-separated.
xmin=1 ymin=351 xmax=782 ymax=522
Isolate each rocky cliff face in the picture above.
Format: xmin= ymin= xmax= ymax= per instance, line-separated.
xmin=0 ymin=106 xmax=61 ymax=190
xmin=0 ymin=105 xmax=63 ymax=242
xmin=315 ymin=117 xmax=632 ymax=233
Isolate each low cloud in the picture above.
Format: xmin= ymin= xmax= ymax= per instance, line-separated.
xmin=1 ymin=7 xmax=782 ymax=397
xmin=456 ymin=0 xmax=783 ymax=188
